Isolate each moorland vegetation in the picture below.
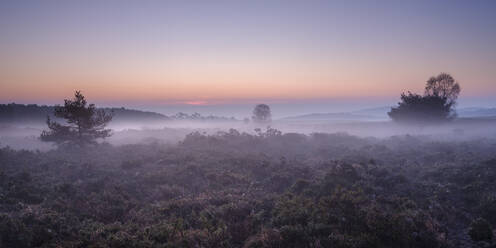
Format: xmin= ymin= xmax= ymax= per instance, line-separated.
xmin=1 ymin=128 xmax=495 ymax=247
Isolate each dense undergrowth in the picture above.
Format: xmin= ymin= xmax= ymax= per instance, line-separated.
xmin=1 ymin=128 xmax=495 ymax=247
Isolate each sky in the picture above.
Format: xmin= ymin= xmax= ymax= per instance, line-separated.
xmin=1 ymin=0 xmax=495 ymax=117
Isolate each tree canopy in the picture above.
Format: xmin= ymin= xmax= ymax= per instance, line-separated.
xmin=40 ymin=91 xmax=113 ymax=146
xmin=252 ymin=104 xmax=272 ymax=123
xmin=425 ymin=73 xmax=461 ymax=105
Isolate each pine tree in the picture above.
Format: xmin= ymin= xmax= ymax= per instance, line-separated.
xmin=40 ymin=91 xmax=113 ymax=146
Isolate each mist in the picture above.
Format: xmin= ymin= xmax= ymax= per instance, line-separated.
xmin=2 ymin=105 xmax=496 ymax=151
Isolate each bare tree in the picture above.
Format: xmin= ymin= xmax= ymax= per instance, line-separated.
xmin=252 ymin=104 xmax=271 ymax=123
xmin=40 ymin=91 xmax=113 ymax=146
xmin=425 ymin=73 xmax=461 ymax=105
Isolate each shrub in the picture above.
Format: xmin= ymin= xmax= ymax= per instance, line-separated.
xmin=469 ymin=218 xmax=493 ymax=242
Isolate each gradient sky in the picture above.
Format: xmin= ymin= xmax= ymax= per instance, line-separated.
xmin=1 ymin=0 xmax=496 ymax=115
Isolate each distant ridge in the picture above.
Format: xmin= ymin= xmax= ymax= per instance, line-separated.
xmin=456 ymin=107 xmax=496 ymax=118
xmin=282 ymin=112 xmax=382 ymax=121
xmin=0 ymin=103 xmax=235 ymax=124
xmin=350 ymin=106 xmax=392 ymax=118
xmin=282 ymin=106 xmax=392 ymax=121
xmin=282 ymin=106 xmax=496 ymax=121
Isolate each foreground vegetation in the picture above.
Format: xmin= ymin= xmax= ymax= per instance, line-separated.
xmin=1 ymin=129 xmax=495 ymax=247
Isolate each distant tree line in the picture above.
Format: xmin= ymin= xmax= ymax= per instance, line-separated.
xmin=0 ymin=104 xmax=167 ymax=124
xmin=0 ymin=104 xmax=55 ymax=124
xmin=172 ymin=112 xmax=236 ymax=121
xmin=0 ymin=103 xmax=237 ymax=124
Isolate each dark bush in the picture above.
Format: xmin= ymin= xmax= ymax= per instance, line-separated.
xmin=388 ymin=92 xmax=454 ymax=123
xmin=469 ymin=218 xmax=493 ymax=242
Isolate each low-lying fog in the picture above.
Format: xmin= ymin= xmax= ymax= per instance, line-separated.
xmin=2 ymin=117 xmax=496 ymax=151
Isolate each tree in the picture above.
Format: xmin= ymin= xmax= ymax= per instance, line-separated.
xmin=424 ymin=73 xmax=461 ymax=105
xmin=40 ymin=91 xmax=113 ymax=146
xmin=388 ymin=73 xmax=460 ymax=123
xmin=388 ymin=92 xmax=454 ymax=123
xmin=252 ymin=104 xmax=271 ymax=123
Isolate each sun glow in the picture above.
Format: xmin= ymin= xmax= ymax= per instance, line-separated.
xmin=183 ymin=101 xmax=209 ymax=106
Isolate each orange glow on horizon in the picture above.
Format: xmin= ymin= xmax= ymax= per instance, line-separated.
xmin=1 ymin=1 xmax=496 ymax=104
xmin=183 ymin=101 xmax=209 ymax=105
xmin=1 ymin=41 xmax=495 ymax=103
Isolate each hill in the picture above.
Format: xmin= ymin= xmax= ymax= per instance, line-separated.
xmin=0 ymin=103 xmax=235 ymax=125
xmin=457 ymin=107 xmax=496 ymax=118
xmin=283 ymin=106 xmax=496 ymax=122
xmin=0 ymin=103 xmax=169 ymax=124
xmin=282 ymin=107 xmax=391 ymax=122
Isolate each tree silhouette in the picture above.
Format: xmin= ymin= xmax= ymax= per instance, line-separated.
xmin=425 ymin=73 xmax=461 ymax=105
xmin=252 ymin=104 xmax=272 ymax=123
xmin=40 ymin=91 xmax=113 ymax=146
xmin=389 ymin=73 xmax=460 ymax=123
xmin=388 ymin=92 xmax=455 ymax=123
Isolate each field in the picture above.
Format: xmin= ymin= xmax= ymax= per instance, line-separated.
xmin=1 ymin=125 xmax=496 ymax=247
